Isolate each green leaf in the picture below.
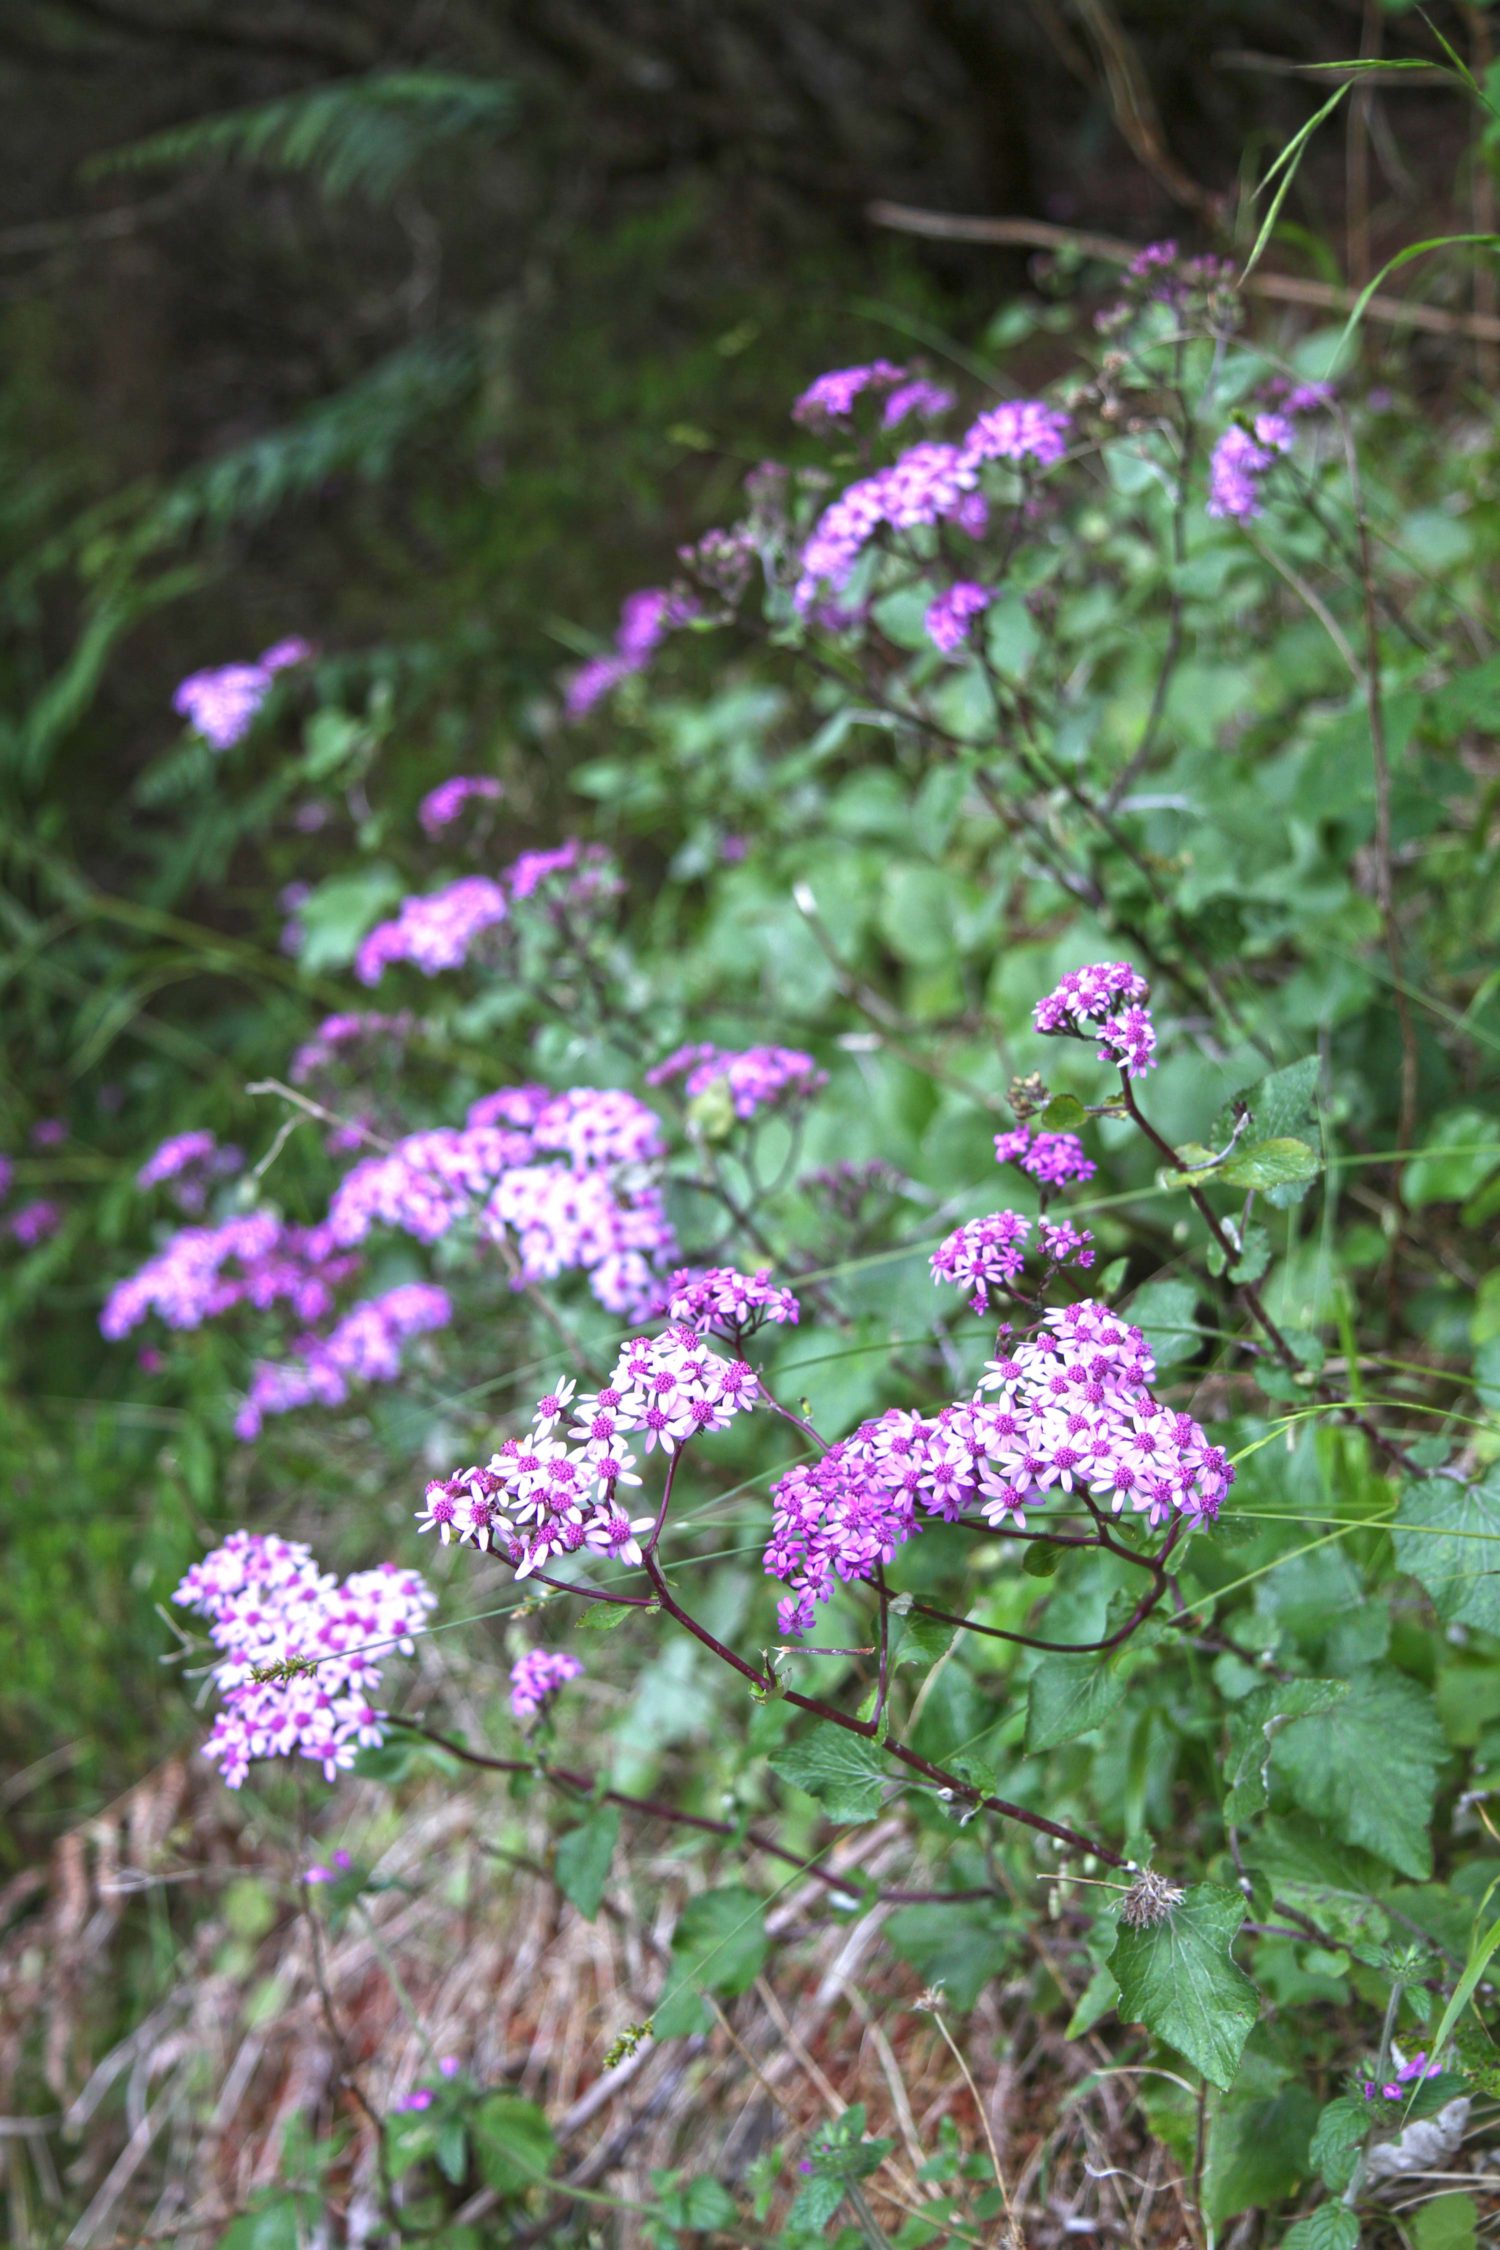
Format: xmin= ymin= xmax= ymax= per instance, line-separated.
xmin=1402 ymin=1108 xmax=1500 ymax=1208
xmin=1309 ymin=2095 xmax=1369 ymax=2193
xmin=883 ymin=1901 xmax=1016 ymax=2011
xmin=1235 ymin=1056 xmax=1323 ymax=1207
xmin=1280 ymin=2205 xmax=1360 ymax=2250
xmin=770 ymin=1725 xmax=889 ymax=1823
xmin=1393 ymin=1469 xmax=1500 ymax=1637
xmin=1040 ymin=1092 xmax=1087 ymax=1131
xmin=1109 ymin=1883 xmax=1259 ymax=2090
xmin=1203 ymin=2088 xmax=1317 ymax=2225
xmin=1249 ymin=1819 xmax=1391 ymax=1950
xmin=554 ymin=1802 xmax=620 ymax=1921
xmin=292 ymin=866 xmax=403 ymax=975
xmin=785 ymin=2174 xmax=847 ymax=2234
xmin=1224 ymin=1679 xmax=1350 ymax=1823
xmin=894 ymin=1613 xmax=956 ymax=1667
xmin=1413 ymin=2194 xmax=1479 ymax=2250
xmin=1271 ymin=1668 xmax=1445 ymax=1879
xmin=573 ymin=1600 xmax=635 ymax=1632
xmin=653 ymin=1886 xmax=769 ymax=2038
xmin=1127 ymin=1277 xmax=1202 ymax=1372
xmin=1025 ymin=1649 xmax=1130 ymax=1752
xmin=471 ymin=2093 xmax=556 ymax=2193
xmin=1218 ymin=1137 xmax=1321 ymax=1191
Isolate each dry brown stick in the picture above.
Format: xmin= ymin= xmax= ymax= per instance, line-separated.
xmin=865 ymin=202 xmax=1500 ymax=343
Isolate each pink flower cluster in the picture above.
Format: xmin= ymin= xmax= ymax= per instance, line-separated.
xmin=564 ymin=588 xmax=698 ymax=720
xmin=931 ymin=1208 xmax=1095 ymax=1312
xmin=173 ymin=639 xmax=311 ymax=751
xmin=353 ymin=846 xmax=621 ymax=986
xmin=1206 ymin=412 xmax=1295 ymax=522
xmin=101 ymin=1212 xmax=358 ymax=1339
xmin=794 ymin=400 xmax=1070 ymax=609
xmin=792 ymin=361 xmax=954 ymax=429
xmin=174 ymin=1532 xmax=434 ymax=1787
xmin=925 ymin=581 xmax=991 ymax=655
xmin=993 ymin=1124 xmax=1097 ymax=1188
xmin=768 ymin=1299 xmax=1231 ymax=1633
xmin=504 ymin=839 xmax=622 ymax=918
xmin=355 ymin=876 xmax=508 ymax=986
xmin=418 ymin=1327 xmax=760 ymax=1577
xmin=667 ymin=1265 xmax=801 ymax=1340
xmin=1033 ymin=961 xmax=1158 ymax=1079
xmin=10 ymin=1199 xmax=62 ymax=1247
xmin=326 ymin=1087 xmax=675 ymax=1318
xmin=136 ymin=1130 xmax=244 ymax=1213
xmin=235 ymin=1281 xmax=452 ymax=1440
xmin=418 ymin=774 xmax=502 ymax=834
xmin=646 ymin=1043 xmax=827 ymax=1121
xmin=509 ymin=1648 xmax=583 ymax=1721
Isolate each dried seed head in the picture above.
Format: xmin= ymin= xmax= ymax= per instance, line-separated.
xmin=1119 ymin=1869 xmax=1185 ymax=1930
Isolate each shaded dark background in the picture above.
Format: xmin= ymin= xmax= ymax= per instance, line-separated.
xmin=0 ymin=0 xmax=1475 ymax=831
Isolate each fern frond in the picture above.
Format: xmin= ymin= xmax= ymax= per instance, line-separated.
xmin=88 ymin=71 xmax=516 ymax=203
xmin=136 ymin=329 xmax=483 ymax=550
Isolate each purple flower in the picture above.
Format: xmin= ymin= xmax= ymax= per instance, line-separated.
xmin=100 ymin=1210 xmax=359 ymax=1339
xmin=1206 ymin=413 xmax=1295 ymax=522
xmin=10 ymin=1199 xmax=62 ymax=1246
xmin=420 ymin=1329 xmax=759 ymax=1572
xmin=646 ymin=1043 xmax=826 ymax=1121
xmin=31 ymin=1118 xmax=68 ymax=1149
xmin=925 ymin=581 xmax=991 ymax=656
xmin=1033 ymin=962 xmax=1158 ymax=1079
xmin=768 ymin=1294 xmax=1230 ymax=1633
xmin=667 ymin=1266 xmax=800 ymax=1339
xmin=174 ymin=1532 xmax=434 ymax=1788
xmin=961 ymin=400 xmax=1070 ymax=468
xmin=563 ymin=589 xmax=697 ymax=718
xmin=173 ymin=640 xmax=310 ymax=750
xmin=418 ymin=774 xmax=503 ymax=835
xmin=137 ymin=1130 xmax=244 ymax=1214
xmin=792 ymin=361 xmax=907 ymax=425
xmin=883 ymin=379 xmax=956 ymax=428
xmin=0 ymin=1154 xmax=11 ymax=1201
xmin=509 ymin=1648 xmax=583 ymax=1721
xmin=355 ymin=877 xmax=508 ymax=985
xmin=994 ymin=1124 xmax=1096 ymax=1187
xmin=234 ymin=1282 xmax=452 ymax=1441
xmin=503 ymin=839 xmax=623 ymax=920
xmin=400 ymin=2089 xmax=435 ymax=2113
xmin=1362 ymin=2050 xmax=1440 ymax=2102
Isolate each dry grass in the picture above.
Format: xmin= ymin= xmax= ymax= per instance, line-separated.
xmin=3 ymin=1731 xmax=1497 ymax=2248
